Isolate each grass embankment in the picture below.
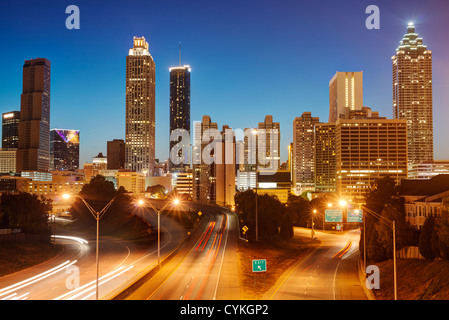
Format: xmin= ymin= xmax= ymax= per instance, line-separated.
xmin=68 ymin=211 xmax=157 ymax=246
xmin=374 ymin=258 xmax=449 ymax=300
xmin=0 ymin=242 xmax=62 ymax=277
xmin=164 ymin=209 xmax=202 ymax=231
xmin=236 ymin=235 xmax=316 ymax=299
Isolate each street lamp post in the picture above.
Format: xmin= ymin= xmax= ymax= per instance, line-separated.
xmin=361 ymin=205 xmax=397 ymax=300
xmin=138 ymin=198 xmax=180 ymax=268
xmin=251 ymin=128 xmax=259 ymax=242
xmin=311 ymin=209 xmax=316 ymax=239
xmin=255 ymin=172 xmax=258 ymax=242
xmin=63 ymin=193 xmax=118 ymax=300
xmin=339 ymin=200 xmax=347 ymax=232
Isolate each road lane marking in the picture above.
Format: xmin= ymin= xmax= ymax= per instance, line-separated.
xmin=146 ymin=218 xmax=214 ymax=300
xmin=268 ymin=247 xmax=318 ymax=300
xmin=333 ymin=241 xmax=352 ymax=259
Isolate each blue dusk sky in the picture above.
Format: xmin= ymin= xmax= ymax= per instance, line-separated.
xmin=0 ymin=0 xmax=448 ymax=166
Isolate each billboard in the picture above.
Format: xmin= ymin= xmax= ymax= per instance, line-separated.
xmin=325 ymin=209 xmax=343 ymax=222
xmin=347 ymin=209 xmax=363 ymax=222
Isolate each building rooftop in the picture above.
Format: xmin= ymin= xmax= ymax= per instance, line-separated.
xmin=399 ymin=174 xmax=449 ymax=196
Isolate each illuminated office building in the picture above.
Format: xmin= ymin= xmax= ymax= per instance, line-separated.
xmin=314 ymin=122 xmax=337 ymax=193
xmin=257 ymin=115 xmax=280 ymax=172
xmin=292 ymin=112 xmax=320 ymax=195
xmin=329 ymin=71 xmax=363 ymax=123
xmin=335 ymin=116 xmax=408 ymax=203
xmin=408 ymin=160 xmax=449 ymax=180
xmin=392 ymin=22 xmax=433 ymax=168
xmin=125 ymin=37 xmax=156 ymax=175
xmin=2 ymin=111 xmax=20 ymax=149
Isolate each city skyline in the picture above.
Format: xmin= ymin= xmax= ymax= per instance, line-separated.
xmin=0 ymin=0 xmax=448 ymax=167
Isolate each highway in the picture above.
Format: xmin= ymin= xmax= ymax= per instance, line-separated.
xmin=0 ymin=203 xmax=367 ymax=301
xmin=0 ymin=205 xmax=186 ymax=300
xmin=126 ymin=205 xmax=241 ymax=300
xmin=265 ymin=228 xmax=367 ymax=300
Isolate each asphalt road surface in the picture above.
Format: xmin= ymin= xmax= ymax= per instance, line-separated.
xmin=265 ymin=228 xmax=367 ymax=300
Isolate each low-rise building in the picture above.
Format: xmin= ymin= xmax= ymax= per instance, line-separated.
xmin=400 ymin=175 xmax=449 ymax=229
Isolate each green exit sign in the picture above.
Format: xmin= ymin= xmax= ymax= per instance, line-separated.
xmin=252 ymin=259 xmax=267 ymax=272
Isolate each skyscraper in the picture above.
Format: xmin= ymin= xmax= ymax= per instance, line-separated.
xmin=2 ymin=111 xmax=20 ymax=149
xmin=17 ymin=58 xmax=51 ymax=172
xmin=50 ymin=129 xmax=80 ymax=171
xmin=292 ymin=112 xmax=320 ymax=195
xmin=215 ymin=125 xmax=236 ymax=207
xmin=392 ymin=22 xmax=433 ymax=168
xmin=193 ymin=115 xmax=218 ymax=203
xmin=169 ymin=62 xmax=191 ymax=172
xmin=329 ymin=71 xmax=363 ymax=123
xmin=314 ymin=122 xmax=336 ymax=193
xmin=257 ymin=115 xmax=280 ymax=172
xmin=125 ymin=37 xmax=156 ymax=175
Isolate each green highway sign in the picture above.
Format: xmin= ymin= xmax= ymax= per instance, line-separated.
xmin=347 ymin=209 xmax=363 ymax=222
xmin=252 ymin=259 xmax=267 ymax=272
xmin=325 ymin=209 xmax=343 ymax=222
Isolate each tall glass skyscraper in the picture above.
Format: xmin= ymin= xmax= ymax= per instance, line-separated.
xmin=125 ymin=37 xmax=156 ymax=175
xmin=17 ymin=58 xmax=51 ymax=172
xmin=393 ymin=22 xmax=433 ymax=167
xmin=169 ymin=64 xmax=191 ymax=171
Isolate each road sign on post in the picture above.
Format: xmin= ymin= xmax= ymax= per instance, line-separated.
xmin=252 ymin=259 xmax=267 ymax=273
xmin=325 ymin=209 xmax=343 ymax=222
xmin=347 ymin=209 xmax=363 ymax=222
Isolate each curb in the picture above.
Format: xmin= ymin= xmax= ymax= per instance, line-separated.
xmin=358 ymin=257 xmax=376 ymax=300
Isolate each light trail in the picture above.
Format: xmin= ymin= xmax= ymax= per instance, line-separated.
xmin=54 ymin=265 xmax=134 ymax=300
xmin=53 ymin=235 xmax=89 ymax=244
xmin=0 ymin=260 xmax=78 ymax=298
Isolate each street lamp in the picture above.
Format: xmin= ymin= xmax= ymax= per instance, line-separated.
xmin=361 ymin=205 xmax=397 ymax=300
xmin=251 ymin=128 xmax=259 ymax=242
xmin=137 ymin=198 xmax=180 ymax=268
xmin=339 ymin=199 xmax=347 ymax=231
xmin=311 ymin=209 xmax=317 ymax=239
xmin=62 ymin=193 xmax=118 ymax=300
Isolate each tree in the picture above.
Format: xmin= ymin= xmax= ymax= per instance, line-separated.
xmin=234 ymin=190 xmax=292 ymax=241
xmin=432 ymin=213 xmax=449 ymax=260
xmin=361 ymin=176 xmax=405 ymax=262
xmin=146 ymin=184 xmax=167 ymax=198
xmin=419 ymin=215 xmax=436 ymax=260
xmin=279 ymin=215 xmax=294 ymax=239
xmin=70 ymin=175 xmax=133 ymax=229
xmin=0 ymin=192 xmax=53 ymax=237
xmin=286 ymin=195 xmax=310 ymax=227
